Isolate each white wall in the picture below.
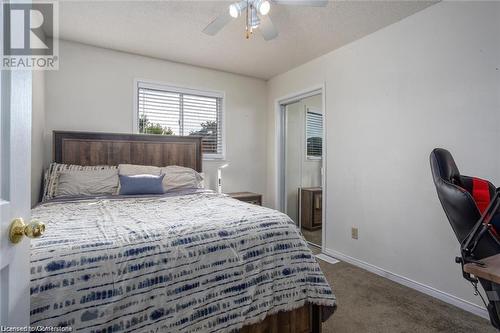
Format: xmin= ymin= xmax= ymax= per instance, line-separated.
xmin=45 ymin=40 xmax=268 ymax=202
xmin=267 ymin=1 xmax=500 ymax=312
xmin=31 ymin=70 xmax=45 ymax=206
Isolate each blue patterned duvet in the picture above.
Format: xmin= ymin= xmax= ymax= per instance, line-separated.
xmin=30 ymin=191 xmax=335 ymax=332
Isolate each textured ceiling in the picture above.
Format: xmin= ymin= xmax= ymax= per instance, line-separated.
xmin=54 ymin=0 xmax=437 ymax=79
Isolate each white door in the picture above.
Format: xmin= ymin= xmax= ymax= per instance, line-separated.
xmin=0 ymin=3 xmax=33 ymax=325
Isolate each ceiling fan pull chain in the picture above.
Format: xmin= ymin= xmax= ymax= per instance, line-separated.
xmin=246 ymin=0 xmax=250 ymax=39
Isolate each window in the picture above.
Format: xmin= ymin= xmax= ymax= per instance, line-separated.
xmin=306 ymin=110 xmax=323 ymax=158
xmin=136 ymin=81 xmax=224 ymax=159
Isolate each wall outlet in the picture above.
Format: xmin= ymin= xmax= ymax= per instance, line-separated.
xmin=351 ymin=227 xmax=359 ymax=240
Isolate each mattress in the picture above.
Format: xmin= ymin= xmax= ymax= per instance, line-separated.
xmin=30 ymin=190 xmax=336 ymax=332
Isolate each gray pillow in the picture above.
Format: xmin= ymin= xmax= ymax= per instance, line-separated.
xmin=160 ymin=165 xmax=204 ymax=192
xmin=43 ymin=163 xmax=117 ymax=201
xmin=55 ymin=169 xmax=119 ymax=198
xmin=119 ymin=174 xmax=165 ymax=195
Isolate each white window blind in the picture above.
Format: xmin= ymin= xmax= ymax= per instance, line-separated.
xmin=306 ymin=111 xmax=323 ymax=158
xmin=137 ymin=82 xmax=224 ymax=158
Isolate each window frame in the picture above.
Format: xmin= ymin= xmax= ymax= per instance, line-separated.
xmin=133 ymin=79 xmax=226 ymax=160
xmin=305 ymin=107 xmax=323 ymax=160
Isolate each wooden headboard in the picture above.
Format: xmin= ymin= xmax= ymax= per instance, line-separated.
xmin=53 ymin=131 xmax=203 ymax=172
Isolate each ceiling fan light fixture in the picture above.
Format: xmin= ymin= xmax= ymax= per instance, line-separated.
xmin=229 ymin=1 xmax=246 ymax=18
xmin=206 ymin=0 xmax=329 ymax=41
xmin=256 ymin=0 xmax=271 ymax=15
xmin=229 ymin=4 xmax=240 ymax=18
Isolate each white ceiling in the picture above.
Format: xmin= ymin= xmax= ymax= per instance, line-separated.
xmin=54 ymin=0 xmax=436 ymax=79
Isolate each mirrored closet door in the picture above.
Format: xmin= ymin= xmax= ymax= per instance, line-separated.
xmin=283 ymin=94 xmax=323 ymax=247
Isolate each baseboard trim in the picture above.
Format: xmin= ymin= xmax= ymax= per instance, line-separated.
xmin=321 ymin=248 xmax=489 ymax=320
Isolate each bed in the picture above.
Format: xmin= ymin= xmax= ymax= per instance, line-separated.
xmin=30 ymin=131 xmax=336 ymax=333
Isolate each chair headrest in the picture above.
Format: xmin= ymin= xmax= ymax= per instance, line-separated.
xmin=430 ymin=148 xmax=460 ymax=183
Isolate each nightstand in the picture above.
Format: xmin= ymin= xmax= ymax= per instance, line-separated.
xmin=227 ymin=192 xmax=262 ymax=206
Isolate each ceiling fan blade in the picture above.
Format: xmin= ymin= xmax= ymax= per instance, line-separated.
xmin=260 ymin=15 xmax=278 ymax=41
xmin=272 ymin=0 xmax=328 ymax=6
xmin=203 ymin=11 xmax=232 ymax=36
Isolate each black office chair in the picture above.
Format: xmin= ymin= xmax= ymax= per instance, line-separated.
xmin=430 ymin=148 xmax=500 ymax=329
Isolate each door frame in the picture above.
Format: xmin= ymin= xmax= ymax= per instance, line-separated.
xmin=274 ymin=83 xmax=327 ymax=250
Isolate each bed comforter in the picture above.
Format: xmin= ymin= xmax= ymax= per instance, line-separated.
xmin=30 ymin=190 xmax=335 ymax=332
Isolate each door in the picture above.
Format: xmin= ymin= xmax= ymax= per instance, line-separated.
xmin=284 ymin=100 xmax=303 ymax=225
xmin=283 ymin=95 xmax=323 ymax=247
xmin=0 ymin=2 xmax=33 ymax=324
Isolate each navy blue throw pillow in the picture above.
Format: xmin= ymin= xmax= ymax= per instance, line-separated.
xmin=119 ymin=174 xmax=165 ymax=195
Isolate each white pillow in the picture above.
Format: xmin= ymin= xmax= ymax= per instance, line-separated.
xmin=161 ymin=166 xmax=204 ymax=192
xmin=55 ymin=169 xmax=119 ymax=197
xmin=118 ymin=164 xmax=161 ymax=176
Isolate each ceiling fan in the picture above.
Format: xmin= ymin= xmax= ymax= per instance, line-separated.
xmin=203 ymin=0 xmax=328 ymax=41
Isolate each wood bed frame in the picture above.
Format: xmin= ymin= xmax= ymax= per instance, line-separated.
xmin=52 ymin=130 xmax=325 ymax=333
xmin=53 ymin=131 xmax=203 ymax=171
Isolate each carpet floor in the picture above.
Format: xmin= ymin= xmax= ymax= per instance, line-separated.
xmin=302 ymin=228 xmax=322 ymax=246
xmin=312 ymin=250 xmax=496 ymax=332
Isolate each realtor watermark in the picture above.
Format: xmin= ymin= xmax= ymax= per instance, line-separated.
xmin=0 ymin=326 xmax=71 ymax=332
xmin=2 ymin=1 xmax=59 ymax=70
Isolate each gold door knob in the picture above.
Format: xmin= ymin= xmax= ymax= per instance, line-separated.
xmin=9 ymin=218 xmax=46 ymax=244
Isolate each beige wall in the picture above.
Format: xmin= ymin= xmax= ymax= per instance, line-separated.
xmin=43 ymin=40 xmax=269 ymax=203
xmin=267 ymin=1 xmax=500 ymax=313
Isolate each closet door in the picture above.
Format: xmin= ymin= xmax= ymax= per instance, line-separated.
xmin=285 ymin=101 xmax=303 ymax=226
xmin=283 ymin=95 xmax=323 ymax=247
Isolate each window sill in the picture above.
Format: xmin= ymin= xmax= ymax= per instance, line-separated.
xmin=203 ymin=154 xmax=225 ymax=161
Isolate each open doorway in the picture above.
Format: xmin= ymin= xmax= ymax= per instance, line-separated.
xmin=276 ymin=87 xmax=325 ymax=249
